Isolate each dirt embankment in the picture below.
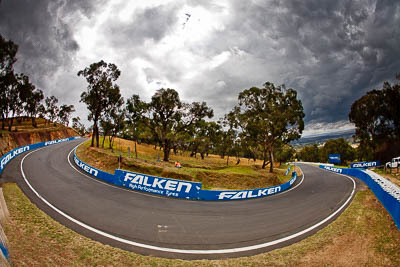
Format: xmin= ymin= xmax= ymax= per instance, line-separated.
xmin=0 ymin=128 xmax=79 ymax=156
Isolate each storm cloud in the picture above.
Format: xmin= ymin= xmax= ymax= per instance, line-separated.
xmin=1 ymin=0 xmax=399 ymax=135
xmin=0 ymin=0 xmax=103 ymax=91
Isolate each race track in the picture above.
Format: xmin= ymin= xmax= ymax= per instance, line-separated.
xmin=1 ymin=139 xmax=358 ymax=259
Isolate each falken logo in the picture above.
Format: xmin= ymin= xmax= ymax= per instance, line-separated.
xmin=1 ymin=146 xmax=30 ymax=170
xmin=123 ymin=173 xmax=193 ymax=193
xmin=74 ymin=156 xmax=99 ymax=176
xmin=218 ymin=186 xmax=281 ymax=200
xmin=324 ymin=166 xmax=343 ymax=173
xmin=352 ymin=162 xmax=377 ymax=168
xmin=45 ymin=138 xmax=69 ymax=146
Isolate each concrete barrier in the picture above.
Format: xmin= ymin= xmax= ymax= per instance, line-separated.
xmin=320 ymin=164 xmax=400 ymax=230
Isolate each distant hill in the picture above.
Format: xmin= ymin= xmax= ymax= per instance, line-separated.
xmin=293 ymin=129 xmax=355 ymax=147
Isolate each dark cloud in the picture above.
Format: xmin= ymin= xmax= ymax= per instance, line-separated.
xmin=0 ymin=0 xmax=103 ymax=91
xmin=105 ymin=4 xmax=180 ymax=48
xmin=1 ymin=0 xmax=399 ymax=133
xmin=221 ymin=0 xmax=400 ymax=124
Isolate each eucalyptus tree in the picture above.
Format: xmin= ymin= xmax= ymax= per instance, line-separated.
xmin=2 ymin=73 xmax=34 ymax=131
xmin=44 ymin=96 xmax=59 ymax=125
xmin=349 ymin=74 xmax=400 ymax=160
xmin=58 ymin=104 xmax=75 ymax=126
xmin=72 ymin=117 xmax=86 ymax=136
xmin=78 ymin=60 xmax=122 ymax=147
xmin=127 ymin=88 xmax=213 ymax=162
xmin=24 ymin=87 xmax=44 ymax=127
xmin=234 ymin=82 xmax=304 ymax=172
xmin=0 ymin=35 xmax=18 ymax=130
xmin=126 ymin=94 xmax=147 ymax=157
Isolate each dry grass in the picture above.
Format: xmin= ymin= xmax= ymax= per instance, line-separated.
xmin=3 ymin=182 xmax=400 ymax=266
xmin=76 ymin=137 xmax=291 ymax=190
xmin=0 ymin=117 xmax=69 ymax=134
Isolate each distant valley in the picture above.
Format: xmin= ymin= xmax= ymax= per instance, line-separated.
xmin=293 ymin=129 xmax=355 ymax=147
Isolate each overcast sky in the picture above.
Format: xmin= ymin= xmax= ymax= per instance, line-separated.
xmin=1 ymin=0 xmax=399 ymax=136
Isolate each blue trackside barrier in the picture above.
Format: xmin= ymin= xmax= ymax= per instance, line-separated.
xmin=285 ymin=166 xmax=291 ymax=176
xmin=73 ymin=153 xmax=202 ymax=199
xmin=198 ymin=172 xmax=297 ymax=200
xmin=350 ymin=160 xmax=381 ymax=169
xmin=73 ymin=152 xmax=115 ymax=183
xmin=0 ymin=136 xmax=81 ymax=175
xmin=74 ymin=147 xmax=298 ymax=201
xmin=0 ymin=229 xmax=9 ymax=261
xmin=115 ymin=170 xmax=202 ymax=199
xmin=320 ymin=164 xmax=400 ymax=229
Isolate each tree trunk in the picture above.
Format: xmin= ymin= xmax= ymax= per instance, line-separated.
xmin=91 ymin=121 xmax=97 ymax=147
xmin=262 ymin=148 xmax=268 ymax=169
xmin=226 ymin=155 xmax=229 ymax=166
xmin=262 ymin=159 xmax=267 ymax=169
xmin=102 ymin=135 xmax=106 ymax=148
xmin=91 ymin=131 xmax=95 ymax=147
xmin=269 ymin=148 xmax=274 ymax=173
xmin=135 ymin=141 xmax=138 ymax=158
xmin=94 ymin=123 xmax=100 ymax=147
xmin=8 ymin=115 xmax=14 ymax=132
xmin=163 ymin=142 xmax=170 ymax=161
xmin=108 ymin=136 xmax=113 ymax=150
xmin=31 ymin=116 xmax=37 ymax=128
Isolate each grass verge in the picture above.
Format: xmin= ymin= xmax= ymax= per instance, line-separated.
xmin=3 ymin=182 xmax=400 ymax=266
xmin=76 ymin=138 xmax=291 ymax=190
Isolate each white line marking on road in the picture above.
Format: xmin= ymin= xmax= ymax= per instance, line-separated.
xmin=20 ymin=144 xmax=356 ymax=255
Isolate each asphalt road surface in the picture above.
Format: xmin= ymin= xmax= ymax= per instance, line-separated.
xmin=1 ymin=139 xmax=359 ymax=259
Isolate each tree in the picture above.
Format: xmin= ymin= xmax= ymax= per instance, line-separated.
xmin=1 ymin=73 xmax=33 ymax=131
xmin=100 ymin=106 xmax=125 ymax=151
xmin=298 ymin=144 xmax=320 ymax=162
xmin=349 ymin=74 xmax=400 ymax=160
xmin=233 ymin=82 xmax=304 ymax=172
xmin=126 ymin=94 xmax=147 ymax=158
xmin=275 ymin=143 xmax=296 ymax=166
xmin=0 ymin=35 xmax=18 ymax=130
xmin=215 ymin=112 xmax=238 ymax=165
xmin=44 ymin=96 xmax=59 ymax=125
xmin=140 ymin=88 xmax=213 ymax=161
xmin=0 ymin=71 xmax=17 ymax=130
xmin=189 ymin=120 xmax=217 ymax=159
xmin=72 ymin=117 xmax=86 ymax=136
xmin=24 ymin=87 xmax=44 ymax=127
xmin=58 ymin=104 xmax=75 ymax=126
xmin=78 ymin=60 xmax=122 ymax=147
xmin=0 ymin=34 xmax=18 ymax=76
xmin=320 ymin=138 xmax=356 ymax=164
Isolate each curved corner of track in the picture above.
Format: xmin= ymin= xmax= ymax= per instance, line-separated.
xmin=4 ymin=140 xmax=358 ymax=260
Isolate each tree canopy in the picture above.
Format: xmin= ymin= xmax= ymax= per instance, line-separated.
xmin=349 ymin=74 xmax=400 ymax=161
xmin=78 ymin=60 xmax=122 ymax=147
xmin=233 ymin=82 xmax=304 ymax=172
xmin=126 ymin=88 xmax=213 ymax=161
